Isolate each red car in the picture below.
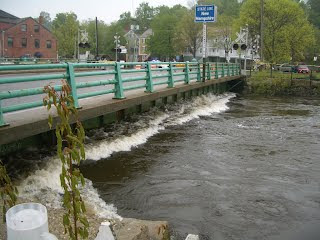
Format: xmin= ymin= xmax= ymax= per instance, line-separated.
xmin=295 ymin=65 xmax=310 ymax=74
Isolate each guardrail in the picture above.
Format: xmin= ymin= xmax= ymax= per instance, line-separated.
xmin=0 ymin=62 xmax=240 ymax=127
xmin=0 ymin=58 xmax=111 ymax=66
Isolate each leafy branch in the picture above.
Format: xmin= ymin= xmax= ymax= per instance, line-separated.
xmin=43 ymin=81 xmax=89 ymax=240
xmin=0 ymin=160 xmax=18 ymax=223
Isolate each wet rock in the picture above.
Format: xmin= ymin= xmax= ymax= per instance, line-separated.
xmin=185 ymin=234 xmax=199 ymax=240
xmin=112 ymin=218 xmax=170 ymax=240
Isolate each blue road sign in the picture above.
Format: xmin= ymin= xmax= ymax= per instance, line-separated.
xmin=195 ymin=5 xmax=216 ymax=22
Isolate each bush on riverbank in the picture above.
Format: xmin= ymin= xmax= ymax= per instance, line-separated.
xmin=246 ymin=71 xmax=320 ymax=96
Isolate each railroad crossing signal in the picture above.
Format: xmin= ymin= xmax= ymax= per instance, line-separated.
xmin=79 ymin=30 xmax=90 ymax=48
xmin=114 ymin=35 xmax=121 ymax=61
xmin=235 ymin=31 xmax=246 ymax=44
xmin=114 ymin=35 xmax=120 ymax=47
xmin=251 ymin=35 xmax=260 ymax=54
xmin=234 ymin=28 xmax=248 ymax=51
xmin=233 ymin=43 xmax=239 ymax=50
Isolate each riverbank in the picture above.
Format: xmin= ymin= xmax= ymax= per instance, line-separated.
xmin=245 ymin=71 xmax=320 ymax=96
xmin=0 ymin=198 xmax=170 ymax=240
xmin=0 ymin=198 xmax=103 ymax=240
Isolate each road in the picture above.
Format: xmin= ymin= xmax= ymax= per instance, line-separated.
xmin=0 ymin=68 xmax=196 ymax=108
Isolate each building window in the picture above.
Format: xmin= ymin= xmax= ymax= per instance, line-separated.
xmin=35 ymin=39 xmax=40 ymax=48
xmin=21 ymin=38 xmax=27 ymax=47
xmin=21 ymin=24 xmax=27 ymax=32
xmin=8 ymin=37 xmax=13 ymax=47
xmin=34 ymin=25 xmax=39 ymax=32
xmin=46 ymin=40 xmax=52 ymax=48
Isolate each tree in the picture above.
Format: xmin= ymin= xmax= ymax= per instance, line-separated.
xmin=52 ymin=12 xmax=79 ymax=58
xmin=118 ymin=11 xmax=135 ymax=31
xmin=148 ymin=5 xmax=188 ymax=60
xmin=135 ymin=2 xmax=154 ymax=33
xmin=80 ymin=19 xmax=108 ymax=57
xmin=40 ymin=11 xmax=52 ymax=29
xmin=177 ymin=10 xmax=202 ymax=58
xmin=197 ymin=0 xmax=240 ymax=16
xmin=308 ymin=0 xmax=320 ymax=29
xmin=286 ymin=16 xmax=314 ymax=62
xmin=106 ymin=23 xmax=126 ymax=59
xmin=237 ymin=0 xmax=315 ymax=63
xmin=213 ymin=15 xmax=234 ymax=61
xmin=148 ymin=13 xmax=178 ymax=60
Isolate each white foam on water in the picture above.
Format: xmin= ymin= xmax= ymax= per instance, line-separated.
xmin=86 ymin=93 xmax=235 ymax=161
xmin=17 ymin=92 xmax=235 ymax=218
xmin=166 ymin=93 xmax=234 ymax=126
xmin=18 ymin=158 xmax=120 ymax=219
xmin=85 ymin=113 xmax=168 ymax=161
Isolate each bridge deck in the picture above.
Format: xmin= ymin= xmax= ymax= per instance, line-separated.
xmin=0 ymin=76 xmax=241 ymax=146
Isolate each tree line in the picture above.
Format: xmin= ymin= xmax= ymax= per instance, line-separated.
xmin=41 ymin=0 xmax=319 ymax=64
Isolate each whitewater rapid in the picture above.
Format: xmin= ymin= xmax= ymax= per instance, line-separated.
xmin=17 ymin=92 xmax=236 ymax=218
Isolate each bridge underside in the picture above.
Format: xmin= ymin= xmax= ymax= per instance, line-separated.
xmin=0 ymin=76 xmax=243 ymax=156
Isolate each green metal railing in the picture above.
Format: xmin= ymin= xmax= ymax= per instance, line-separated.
xmin=0 ymin=61 xmax=240 ymax=126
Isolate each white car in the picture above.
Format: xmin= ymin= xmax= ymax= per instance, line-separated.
xmin=150 ymin=60 xmax=169 ymax=69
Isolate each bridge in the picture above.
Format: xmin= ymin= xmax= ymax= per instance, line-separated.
xmin=0 ymin=61 xmax=242 ymax=155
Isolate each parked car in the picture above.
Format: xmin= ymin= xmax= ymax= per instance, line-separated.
xmin=274 ymin=64 xmax=282 ymax=71
xmin=17 ymin=54 xmax=37 ymax=64
xmin=174 ymin=63 xmax=185 ymax=68
xmin=150 ymin=60 xmax=168 ymax=69
xmin=279 ymin=63 xmax=293 ymax=72
xmin=295 ymin=65 xmax=310 ymax=74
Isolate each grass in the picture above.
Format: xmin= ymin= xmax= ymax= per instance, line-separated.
xmin=246 ymin=70 xmax=320 ymax=96
xmin=250 ymin=70 xmax=320 ymax=81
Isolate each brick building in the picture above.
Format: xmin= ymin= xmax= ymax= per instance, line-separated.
xmin=0 ymin=10 xmax=57 ymax=59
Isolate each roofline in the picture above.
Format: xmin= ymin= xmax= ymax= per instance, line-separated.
xmin=2 ymin=17 xmax=56 ymax=39
xmin=0 ymin=10 xmax=19 ymax=20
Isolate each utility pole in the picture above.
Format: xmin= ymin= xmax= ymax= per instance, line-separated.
xmin=77 ymin=30 xmax=80 ymax=60
xmin=95 ymin=17 xmax=99 ymax=59
xmin=260 ymin=0 xmax=264 ymax=61
xmin=244 ymin=25 xmax=249 ymax=76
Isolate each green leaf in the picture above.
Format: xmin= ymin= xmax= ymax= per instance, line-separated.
xmin=48 ymin=115 xmax=53 ymax=129
xmin=63 ymin=214 xmax=70 ymax=226
xmin=80 ymin=175 xmax=85 ymax=186
xmin=81 ymin=201 xmax=86 ymax=213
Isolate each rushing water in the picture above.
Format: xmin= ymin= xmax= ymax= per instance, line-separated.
xmin=8 ymin=93 xmax=320 ymax=240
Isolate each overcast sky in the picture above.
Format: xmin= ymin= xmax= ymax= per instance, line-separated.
xmin=1 ymin=0 xmax=194 ymax=23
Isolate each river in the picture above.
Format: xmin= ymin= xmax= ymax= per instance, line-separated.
xmin=7 ymin=93 xmax=320 ymax=240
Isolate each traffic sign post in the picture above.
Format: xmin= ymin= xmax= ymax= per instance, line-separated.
xmin=195 ymin=5 xmax=217 ymax=82
xmin=195 ymin=5 xmax=217 ymax=23
xmin=202 ymin=23 xmax=207 ymax=82
xmin=202 ymin=23 xmax=207 ymax=59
